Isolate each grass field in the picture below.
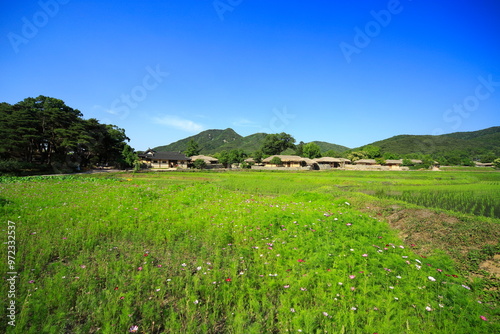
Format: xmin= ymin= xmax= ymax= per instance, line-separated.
xmin=1 ymin=170 xmax=499 ymax=333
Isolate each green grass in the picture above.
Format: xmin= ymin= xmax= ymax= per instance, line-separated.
xmin=0 ymin=170 xmax=499 ymax=333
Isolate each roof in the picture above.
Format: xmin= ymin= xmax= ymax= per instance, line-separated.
xmin=190 ymin=155 xmax=218 ymax=163
xmin=354 ymin=159 xmax=377 ymax=164
xmin=385 ymin=159 xmax=403 ymax=164
xmin=303 ymin=158 xmax=318 ymax=165
xmin=262 ymin=155 xmax=305 ymax=163
xmin=139 ymin=151 xmax=189 ymax=160
xmin=410 ymin=159 xmax=423 ymax=164
xmin=314 ymin=157 xmax=347 ymax=163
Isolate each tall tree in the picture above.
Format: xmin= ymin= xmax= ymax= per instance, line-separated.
xmin=303 ymin=142 xmax=322 ymax=159
xmin=261 ymin=132 xmax=296 ymax=155
xmin=185 ymin=139 xmax=201 ymax=157
xmin=295 ymin=141 xmax=305 ymax=156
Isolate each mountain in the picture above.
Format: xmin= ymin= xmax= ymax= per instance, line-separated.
xmin=312 ymin=141 xmax=350 ymax=153
xmin=152 ymin=126 xmax=500 ymax=158
xmin=360 ymin=126 xmax=500 ymax=157
xmin=153 ymin=128 xmax=242 ymax=154
xmin=153 ymin=129 xmax=350 ymax=155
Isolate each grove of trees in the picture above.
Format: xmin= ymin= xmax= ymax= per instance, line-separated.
xmin=0 ymin=96 xmax=135 ymax=173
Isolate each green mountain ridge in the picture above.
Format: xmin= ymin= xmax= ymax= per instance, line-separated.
xmin=152 ymin=126 xmax=500 ymax=159
xmin=153 ymin=129 xmax=350 ymax=155
xmin=358 ymin=126 xmax=500 ymax=159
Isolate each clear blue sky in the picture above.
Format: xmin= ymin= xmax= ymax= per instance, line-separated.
xmin=1 ymin=0 xmax=499 ymax=151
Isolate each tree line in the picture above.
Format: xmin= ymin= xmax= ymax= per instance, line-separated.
xmin=0 ymin=96 xmax=136 ymax=174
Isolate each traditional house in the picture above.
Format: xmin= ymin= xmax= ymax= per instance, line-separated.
xmin=190 ymin=155 xmax=219 ymax=165
xmin=262 ymin=155 xmax=308 ymax=168
xmin=303 ymin=158 xmax=319 ymax=170
xmin=139 ymin=149 xmax=190 ymax=168
xmin=354 ymin=159 xmax=378 ymax=166
xmin=475 ymin=162 xmax=494 ymax=167
xmin=384 ymin=159 xmax=403 ymax=169
xmin=314 ymin=157 xmax=351 ymax=169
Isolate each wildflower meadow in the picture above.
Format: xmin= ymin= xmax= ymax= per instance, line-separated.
xmin=1 ymin=170 xmax=499 ymax=333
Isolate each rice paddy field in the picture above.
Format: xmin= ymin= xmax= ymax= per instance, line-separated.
xmin=1 ymin=169 xmax=499 ymax=333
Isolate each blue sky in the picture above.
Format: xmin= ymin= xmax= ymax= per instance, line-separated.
xmin=1 ymin=0 xmax=499 ymax=151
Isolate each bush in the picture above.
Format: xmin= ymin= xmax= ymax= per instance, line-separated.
xmin=269 ymin=157 xmax=282 ymax=166
xmin=193 ymin=159 xmax=207 ymax=169
xmin=0 ymin=160 xmax=51 ymax=175
xmin=494 ymin=158 xmax=500 ymax=169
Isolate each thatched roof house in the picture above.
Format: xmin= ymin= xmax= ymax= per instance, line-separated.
xmin=354 ymin=159 xmax=378 ymax=165
xmin=384 ymin=159 xmax=403 ymax=169
xmin=314 ymin=157 xmax=351 ymax=168
xmin=262 ymin=155 xmax=307 ymax=167
xmin=190 ymin=155 xmax=219 ymax=164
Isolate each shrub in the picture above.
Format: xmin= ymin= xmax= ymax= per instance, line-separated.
xmin=269 ymin=156 xmax=282 ymax=166
xmin=193 ymin=159 xmax=207 ymax=169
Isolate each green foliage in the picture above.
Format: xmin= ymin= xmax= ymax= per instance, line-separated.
xmin=240 ymin=161 xmax=252 ymax=169
xmin=295 ymin=141 xmax=305 ymax=156
xmin=362 ymin=145 xmax=382 ymax=158
xmin=261 ymin=133 xmax=296 ymax=155
xmin=269 ymin=156 xmax=282 ymax=165
xmin=494 ymin=158 xmax=500 ymax=169
xmin=0 ymin=96 xmax=131 ymax=170
xmin=184 ymin=139 xmax=201 ymax=157
xmin=215 ymin=149 xmax=247 ymax=167
xmin=323 ymin=150 xmax=339 ymax=157
xmin=347 ymin=151 xmax=367 ymax=162
xmin=0 ymin=172 xmax=498 ymax=333
xmin=252 ymin=150 xmax=264 ymax=163
xmin=303 ymin=142 xmax=322 ymax=159
xmin=363 ymin=127 xmax=500 ymax=161
xmin=121 ymin=144 xmax=137 ymax=168
xmin=193 ymin=158 xmax=207 ymax=169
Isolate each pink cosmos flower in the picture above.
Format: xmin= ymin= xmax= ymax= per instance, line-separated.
xmin=349 ymin=275 xmax=356 ymax=279
xmin=480 ymin=316 xmax=488 ymax=321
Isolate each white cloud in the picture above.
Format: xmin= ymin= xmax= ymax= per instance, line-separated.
xmin=152 ymin=115 xmax=204 ymax=132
